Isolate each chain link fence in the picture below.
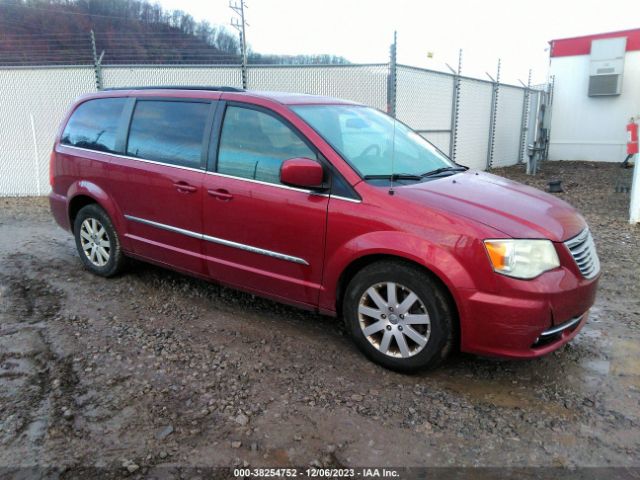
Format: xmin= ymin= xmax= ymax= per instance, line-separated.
xmin=101 ymin=65 xmax=243 ymax=89
xmin=492 ymin=85 xmax=526 ymax=168
xmin=0 ymin=66 xmax=96 ymax=196
xmin=0 ymin=62 xmax=547 ymax=196
xmin=395 ymin=65 xmax=454 ymax=155
xmin=248 ymin=64 xmax=389 ymax=111
xmin=454 ymin=78 xmax=494 ymax=170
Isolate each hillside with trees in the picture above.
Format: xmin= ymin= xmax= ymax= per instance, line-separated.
xmin=0 ymin=0 xmax=349 ymax=65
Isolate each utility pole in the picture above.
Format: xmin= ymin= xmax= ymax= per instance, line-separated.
xmin=230 ymin=1 xmax=248 ymax=89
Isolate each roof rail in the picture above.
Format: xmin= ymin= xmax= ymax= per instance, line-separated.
xmin=102 ymin=86 xmax=245 ymax=92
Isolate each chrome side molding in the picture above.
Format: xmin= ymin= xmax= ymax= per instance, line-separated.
xmin=124 ymin=214 xmax=309 ymax=266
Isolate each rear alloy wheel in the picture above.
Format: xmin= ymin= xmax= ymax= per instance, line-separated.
xmin=343 ymin=261 xmax=454 ymax=372
xmin=79 ymin=217 xmax=111 ymax=267
xmin=73 ymin=204 xmax=125 ymax=277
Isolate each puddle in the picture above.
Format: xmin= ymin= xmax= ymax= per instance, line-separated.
xmin=434 ymin=374 xmax=571 ymax=417
xmin=575 ymin=335 xmax=640 ymax=391
xmin=609 ymin=338 xmax=640 ymax=386
xmin=0 ymin=330 xmax=46 ymax=356
xmin=448 ymin=382 xmax=524 ymax=408
xmin=580 ymin=327 xmax=602 ymax=339
xmin=25 ymin=418 xmax=47 ymax=443
xmin=582 ymin=359 xmax=610 ymax=376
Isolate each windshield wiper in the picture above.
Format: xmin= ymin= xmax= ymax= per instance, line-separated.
xmin=420 ymin=166 xmax=467 ymax=177
xmin=363 ymin=173 xmax=423 ymax=181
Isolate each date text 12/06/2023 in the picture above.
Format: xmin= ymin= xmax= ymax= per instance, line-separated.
xmin=232 ymin=467 xmax=400 ymax=478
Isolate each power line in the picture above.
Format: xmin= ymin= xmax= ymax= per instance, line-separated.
xmin=1 ymin=3 xmax=238 ymax=31
xmin=1 ymin=37 xmax=227 ymax=43
xmin=1 ymin=33 xmax=229 ymax=39
xmin=0 ymin=17 xmax=41 ymax=30
xmin=0 ymin=3 xmax=159 ymax=21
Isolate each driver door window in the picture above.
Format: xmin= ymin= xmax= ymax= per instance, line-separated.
xmin=217 ymin=106 xmax=317 ymax=185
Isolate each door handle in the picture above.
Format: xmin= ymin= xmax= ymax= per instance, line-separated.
xmin=173 ymin=181 xmax=197 ymax=193
xmin=207 ymin=188 xmax=233 ymax=201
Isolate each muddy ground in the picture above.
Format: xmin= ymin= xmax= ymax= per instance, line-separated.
xmin=0 ymin=161 xmax=638 ymax=477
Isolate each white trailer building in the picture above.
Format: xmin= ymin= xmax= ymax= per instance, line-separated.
xmin=548 ymin=28 xmax=640 ymax=163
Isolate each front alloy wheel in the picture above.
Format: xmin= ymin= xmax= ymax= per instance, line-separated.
xmin=358 ymin=282 xmax=431 ymax=358
xmin=343 ymin=260 xmax=454 ymax=372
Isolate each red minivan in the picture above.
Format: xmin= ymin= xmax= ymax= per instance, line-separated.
xmin=49 ymin=87 xmax=600 ymax=371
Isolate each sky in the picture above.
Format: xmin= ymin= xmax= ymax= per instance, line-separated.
xmin=159 ymin=0 xmax=639 ymax=85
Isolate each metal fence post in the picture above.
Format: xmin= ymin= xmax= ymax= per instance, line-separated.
xmin=229 ymin=1 xmax=248 ymax=89
xmin=387 ymin=31 xmax=397 ymax=118
xmin=448 ymin=49 xmax=462 ymax=160
xmin=630 ymin=153 xmax=640 ymax=223
xmin=518 ymin=69 xmax=532 ymax=163
xmin=241 ymin=61 xmax=248 ymax=89
xmin=90 ymin=30 xmax=103 ymax=91
xmin=239 ymin=30 xmax=248 ymax=89
xmin=486 ymin=58 xmax=501 ymax=170
xmin=543 ymin=75 xmax=555 ymax=161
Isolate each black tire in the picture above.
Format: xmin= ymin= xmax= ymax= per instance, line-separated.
xmin=343 ymin=260 xmax=454 ymax=372
xmin=73 ymin=204 xmax=126 ymax=277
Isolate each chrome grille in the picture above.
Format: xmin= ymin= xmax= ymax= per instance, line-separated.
xmin=564 ymin=229 xmax=600 ymax=279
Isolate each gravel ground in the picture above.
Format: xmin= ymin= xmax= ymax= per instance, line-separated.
xmin=0 ymin=161 xmax=638 ymax=477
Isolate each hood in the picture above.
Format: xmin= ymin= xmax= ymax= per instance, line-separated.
xmin=399 ymin=170 xmax=585 ymax=242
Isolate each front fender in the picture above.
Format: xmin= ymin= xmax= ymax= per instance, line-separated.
xmin=319 ymin=230 xmax=481 ymax=314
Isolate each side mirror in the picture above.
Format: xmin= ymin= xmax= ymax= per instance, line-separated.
xmin=280 ymin=157 xmax=325 ymax=189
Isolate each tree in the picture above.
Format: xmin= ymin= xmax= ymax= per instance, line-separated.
xmin=0 ymin=0 xmax=349 ymax=65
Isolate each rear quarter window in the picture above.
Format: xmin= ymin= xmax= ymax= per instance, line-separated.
xmin=61 ymin=98 xmax=127 ymax=153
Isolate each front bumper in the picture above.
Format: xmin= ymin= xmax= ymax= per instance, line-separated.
xmin=457 ymin=267 xmax=599 ymax=359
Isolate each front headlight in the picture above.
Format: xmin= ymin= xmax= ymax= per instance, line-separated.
xmin=484 ymin=239 xmax=560 ymax=279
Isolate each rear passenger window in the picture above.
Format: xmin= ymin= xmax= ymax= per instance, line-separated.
xmin=61 ymin=98 xmax=126 ymax=153
xmin=217 ymin=106 xmax=316 ymax=184
xmin=127 ymin=100 xmax=210 ymax=168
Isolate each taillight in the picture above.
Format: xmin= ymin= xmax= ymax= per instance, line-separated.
xmin=49 ymin=149 xmax=56 ymax=187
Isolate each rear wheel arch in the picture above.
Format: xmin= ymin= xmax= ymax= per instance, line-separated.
xmin=66 ymin=182 xmax=124 ymax=236
xmin=68 ymin=194 xmax=98 ymax=232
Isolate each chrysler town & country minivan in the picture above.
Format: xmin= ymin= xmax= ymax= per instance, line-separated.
xmin=49 ymin=87 xmax=600 ymax=371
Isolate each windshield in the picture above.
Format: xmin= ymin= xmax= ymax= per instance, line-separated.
xmin=291 ymin=105 xmax=455 ymax=178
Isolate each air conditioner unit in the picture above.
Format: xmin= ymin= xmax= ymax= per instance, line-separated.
xmin=588 ymin=37 xmax=626 ymax=96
